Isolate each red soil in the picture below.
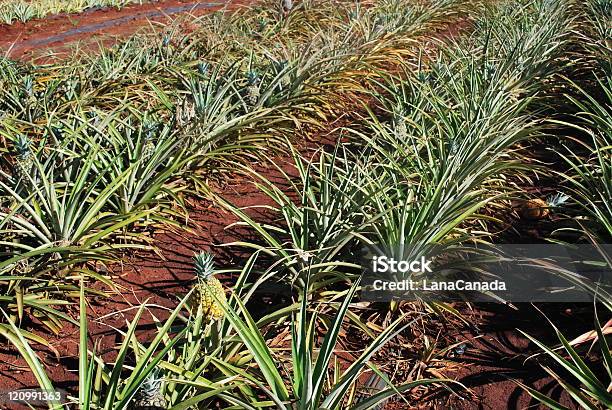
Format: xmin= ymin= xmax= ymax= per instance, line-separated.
xmin=420 ymin=304 xmax=587 ymax=409
xmin=0 ymin=0 xmax=251 ymax=62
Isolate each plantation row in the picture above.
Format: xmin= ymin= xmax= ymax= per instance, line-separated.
xmin=0 ymin=0 xmax=610 ymax=408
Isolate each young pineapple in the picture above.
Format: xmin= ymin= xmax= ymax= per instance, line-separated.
xmin=273 ymin=60 xmax=290 ymax=87
xmin=246 ymin=71 xmax=261 ymax=107
xmin=13 ymin=134 xmax=33 ymax=181
xmin=23 ymin=75 xmax=36 ymax=107
xmin=484 ymin=62 xmax=497 ymax=83
xmin=194 ymin=252 xmax=227 ymax=321
xmin=142 ymin=137 xmax=155 ymax=162
xmin=175 ymin=99 xmax=196 ymax=128
xmin=257 ymin=17 xmax=268 ymax=34
xmin=393 ymin=107 xmax=408 ymax=140
xmin=520 ymin=193 xmax=569 ymax=220
xmin=142 ymin=122 xmax=158 ymax=162
xmin=197 ymin=61 xmax=210 ymax=76
xmin=133 ymin=371 xmax=167 ymax=410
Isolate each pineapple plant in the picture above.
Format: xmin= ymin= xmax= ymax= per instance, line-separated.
xmin=132 ymin=370 xmax=167 ymax=410
xmin=13 ymin=134 xmax=33 ymax=182
xmin=519 ymin=193 xmax=570 ymax=220
xmin=194 ymin=252 xmax=227 ymax=321
xmin=246 ymin=71 xmax=261 ymax=107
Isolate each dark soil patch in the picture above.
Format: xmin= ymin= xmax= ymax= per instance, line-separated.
xmin=419 ymin=303 xmax=593 ymax=409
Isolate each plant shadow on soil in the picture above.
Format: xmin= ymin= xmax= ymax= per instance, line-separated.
xmin=423 ymin=301 xmax=604 ymax=409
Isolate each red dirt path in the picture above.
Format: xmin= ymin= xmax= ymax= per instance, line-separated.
xmin=0 ymin=0 xmax=251 ymax=62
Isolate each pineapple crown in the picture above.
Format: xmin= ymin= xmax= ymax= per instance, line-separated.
xmin=416 ymin=70 xmax=430 ymax=84
xmin=272 ymin=60 xmax=288 ymax=73
xmin=393 ymin=105 xmax=407 ymax=120
xmin=257 ymin=17 xmax=268 ymax=31
xmin=447 ymin=138 xmax=459 ymax=156
xmin=162 ymin=34 xmax=171 ymax=47
xmin=143 ymin=119 xmax=160 ymax=140
xmin=484 ymin=62 xmax=497 ymax=80
xmin=546 ymin=192 xmax=570 ymax=208
xmin=197 ymin=61 xmax=210 ymax=76
xmin=13 ymin=134 xmax=31 ymax=157
xmin=23 ymin=76 xmax=34 ymax=96
xmin=136 ymin=370 xmax=164 ymax=400
xmin=247 ymin=71 xmax=260 ymax=85
xmin=194 ymin=252 xmax=215 ymax=282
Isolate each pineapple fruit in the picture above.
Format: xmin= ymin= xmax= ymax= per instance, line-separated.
xmin=176 ymin=99 xmax=196 ymax=128
xmin=246 ymin=71 xmax=261 ymax=107
xmin=393 ymin=107 xmax=408 ymax=140
xmin=142 ymin=122 xmax=158 ymax=162
xmin=23 ymin=75 xmax=37 ymax=107
xmin=133 ymin=371 xmax=167 ymax=410
xmin=519 ymin=193 xmax=569 ymax=220
xmin=142 ymin=136 xmax=155 ymax=162
xmin=13 ymin=134 xmax=33 ymax=181
xmin=194 ymin=252 xmax=227 ymax=321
